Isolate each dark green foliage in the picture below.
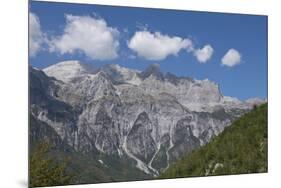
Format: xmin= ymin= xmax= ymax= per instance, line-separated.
xmin=159 ymin=103 xmax=268 ymax=179
xmin=29 ymin=142 xmax=72 ymax=187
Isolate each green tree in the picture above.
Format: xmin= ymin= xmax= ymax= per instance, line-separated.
xmin=159 ymin=103 xmax=268 ymax=179
xmin=29 ymin=141 xmax=72 ymax=187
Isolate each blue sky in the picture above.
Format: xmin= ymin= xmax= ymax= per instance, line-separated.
xmin=29 ymin=1 xmax=267 ymax=100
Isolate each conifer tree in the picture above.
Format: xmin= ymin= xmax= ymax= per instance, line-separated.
xmin=29 ymin=141 xmax=72 ymax=187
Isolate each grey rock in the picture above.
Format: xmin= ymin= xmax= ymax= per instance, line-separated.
xmin=29 ymin=61 xmax=265 ymax=176
xmin=127 ymin=112 xmax=157 ymax=163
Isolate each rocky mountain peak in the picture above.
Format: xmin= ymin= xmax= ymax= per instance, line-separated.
xmin=101 ymin=64 xmax=142 ymax=85
xmin=43 ymin=60 xmax=96 ymax=83
xmin=140 ymin=63 xmax=164 ymax=80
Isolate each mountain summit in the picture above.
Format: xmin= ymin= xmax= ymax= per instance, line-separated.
xmin=43 ymin=60 xmax=96 ymax=83
xmin=140 ymin=63 xmax=163 ymax=80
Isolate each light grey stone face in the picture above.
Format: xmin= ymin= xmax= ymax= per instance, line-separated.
xmin=30 ymin=61 xmax=264 ymax=175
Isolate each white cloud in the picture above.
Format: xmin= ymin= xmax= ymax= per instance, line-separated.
xmin=49 ymin=14 xmax=119 ymax=60
xmin=194 ymin=44 xmax=214 ymax=63
xmin=29 ymin=13 xmax=218 ymax=64
xmin=221 ymin=48 xmax=242 ymax=67
xmin=128 ymin=31 xmax=193 ymax=61
xmin=29 ymin=12 xmax=45 ymax=57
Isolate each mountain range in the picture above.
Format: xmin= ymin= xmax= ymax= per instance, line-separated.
xmin=29 ymin=60 xmax=265 ymax=179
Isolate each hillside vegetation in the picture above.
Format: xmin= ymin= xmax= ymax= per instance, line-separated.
xmin=160 ymin=103 xmax=268 ymax=178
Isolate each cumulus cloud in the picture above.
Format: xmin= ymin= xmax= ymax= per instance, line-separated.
xmin=221 ymin=48 xmax=242 ymax=67
xmin=29 ymin=12 xmax=218 ymax=64
xmin=194 ymin=44 xmax=214 ymax=63
xmin=128 ymin=31 xmax=193 ymax=61
xmin=49 ymin=14 xmax=119 ymax=60
xmin=29 ymin=12 xmax=45 ymax=57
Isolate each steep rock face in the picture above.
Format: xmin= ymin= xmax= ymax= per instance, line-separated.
xmin=29 ymin=114 xmax=68 ymax=151
xmin=168 ymin=117 xmax=201 ymax=162
xmin=30 ymin=114 xmax=151 ymax=184
xmin=127 ymin=112 xmax=157 ymax=164
xmin=139 ymin=75 xmax=222 ymax=112
xmin=56 ymin=72 xmax=117 ymax=108
xmin=94 ymin=107 xmax=121 ymax=155
xmin=29 ymin=67 xmax=78 ymax=147
xmin=30 ymin=61 xmax=265 ymax=176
